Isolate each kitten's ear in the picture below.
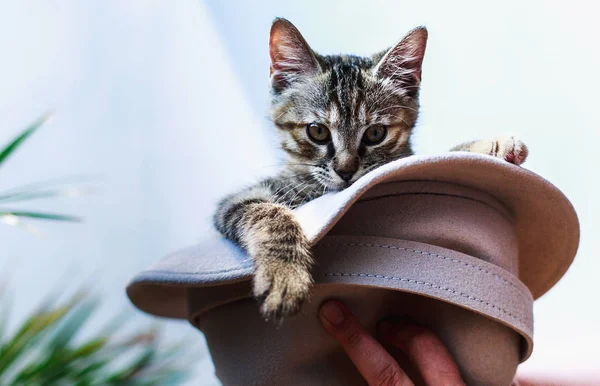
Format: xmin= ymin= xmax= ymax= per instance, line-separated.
xmin=373 ymin=27 xmax=428 ymax=95
xmin=269 ymin=18 xmax=320 ymax=92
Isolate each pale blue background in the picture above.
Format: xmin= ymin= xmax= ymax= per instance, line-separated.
xmin=1 ymin=1 xmax=598 ymax=384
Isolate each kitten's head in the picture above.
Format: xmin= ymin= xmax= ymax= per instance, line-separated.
xmin=269 ymin=18 xmax=427 ymax=192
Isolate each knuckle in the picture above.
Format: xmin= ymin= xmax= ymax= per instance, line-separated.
xmin=374 ymin=361 xmax=403 ymax=386
xmin=342 ymin=324 xmax=364 ymax=348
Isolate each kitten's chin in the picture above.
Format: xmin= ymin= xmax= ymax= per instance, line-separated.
xmin=325 ymin=180 xmax=352 ymax=192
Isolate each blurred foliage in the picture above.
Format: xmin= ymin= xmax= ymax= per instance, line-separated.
xmin=0 ymin=114 xmax=82 ymax=233
xmin=0 ymin=116 xmax=194 ymax=384
xmin=0 ymin=290 xmax=192 ymax=385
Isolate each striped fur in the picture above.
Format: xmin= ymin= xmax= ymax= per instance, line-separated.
xmin=214 ymin=18 xmax=528 ymax=319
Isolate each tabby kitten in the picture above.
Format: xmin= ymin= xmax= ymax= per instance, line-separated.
xmin=214 ymin=18 xmax=528 ymax=319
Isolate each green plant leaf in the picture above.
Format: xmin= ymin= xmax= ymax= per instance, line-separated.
xmin=47 ymin=297 xmax=99 ymax=350
xmin=0 ymin=174 xmax=97 ymax=196
xmin=0 ymin=211 xmax=81 ymax=222
xmin=0 ymin=304 xmax=72 ymax=375
xmin=0 ymin=114 xmax=87 ymax=231
xmin=69 ymin=337 xmax=108 ymax=359
xmin=102 ymin=346 xmax=157 ymax=384
xmin=13 ymin=299 xmax=101 ymax=382
xmin=11 ymin=336 xmax=109 ymax=385
xmin=0 ymin=187 xmax=90 ymax=204
xmin=0 ymin=115 xmax=191 ymax=383
xmin=0 ymin=289 xmax=192 ymax=385
xmin=0 ymin=113 xmax=51 ymax=167
xmin=2 ymin=293 xmax=85 ymax=384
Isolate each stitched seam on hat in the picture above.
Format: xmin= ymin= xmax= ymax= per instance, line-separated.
xmin=319 ymin=242 xmax=529 ymax=299
xmin=323 ymin=272 xmax=527 ymax=325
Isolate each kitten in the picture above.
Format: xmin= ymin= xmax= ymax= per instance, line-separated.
xmin=214 ymin=18 xmax=528 ymax=319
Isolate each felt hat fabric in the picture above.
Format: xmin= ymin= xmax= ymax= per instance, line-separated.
xmin=126 ymin=152 xmax=579 ymax=385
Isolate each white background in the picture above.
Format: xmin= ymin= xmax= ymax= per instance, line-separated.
xmin=1 ymin=1 xmax=598 ymax=384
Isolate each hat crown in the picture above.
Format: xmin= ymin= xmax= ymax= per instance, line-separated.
xmin=328 ymin=180 xmax=520 ymax=276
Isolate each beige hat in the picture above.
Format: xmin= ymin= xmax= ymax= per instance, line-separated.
xmin=127 ymin=152 xmax=579 ymax=385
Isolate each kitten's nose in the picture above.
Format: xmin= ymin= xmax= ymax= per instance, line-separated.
xmin=334 ymin=168 xmax=357 ymax=182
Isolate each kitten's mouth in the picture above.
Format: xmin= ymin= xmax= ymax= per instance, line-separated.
xmin=326 ymin=179 xmax=354 ymax=192
xmin=320 ymin=169 xmax=364 ymax=192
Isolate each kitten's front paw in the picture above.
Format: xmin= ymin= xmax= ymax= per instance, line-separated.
xmin=493 ymin=136 xmax=529 ymax=165
xmin=253 ymin=255 xmax=313 ymax=320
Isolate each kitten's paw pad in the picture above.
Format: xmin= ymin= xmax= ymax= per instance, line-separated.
xmin=253 ymin=261 xmax=312 ymax=320
xmin=494 ymin=136 xmax=529 ymax=166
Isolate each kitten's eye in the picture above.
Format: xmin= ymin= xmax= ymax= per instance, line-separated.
xmin=363 ymin=125 xmax=387 ymax=145
xmin=306 ymin=123 xmax=331 ymax=144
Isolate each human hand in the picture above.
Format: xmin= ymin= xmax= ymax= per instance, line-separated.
xmin=318 ymin=300 xmax=465 ymax=386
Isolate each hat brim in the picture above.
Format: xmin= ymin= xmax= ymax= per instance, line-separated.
xmin=127 ymin=152 xmax=579 ymax=318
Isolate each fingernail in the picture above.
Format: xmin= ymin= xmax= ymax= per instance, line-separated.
xmin=319 ymin=300 xmax=345 ymax=326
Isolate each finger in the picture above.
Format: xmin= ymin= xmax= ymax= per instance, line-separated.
xmin=319 ymin=300 xmax=414 ymax=386
xmin=379 ymin=321 xmax=465 ymax=386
